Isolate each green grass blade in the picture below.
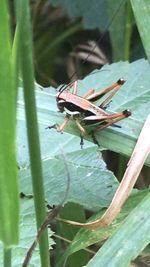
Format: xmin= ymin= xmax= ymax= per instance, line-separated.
xmin=131 ymin=0 xmax=150 ymax=63
xmin=107 ymin=0 xmax=127 ymax=61
xmin=12 ymin=25 xmax=20 ymax=102
xmin=18 ymin=0 xmax=50 ymax=266
xmin=0 ymin=0 xmax=19 ymax=246
xmin=124 ymin=1 xmax=133 ymax=61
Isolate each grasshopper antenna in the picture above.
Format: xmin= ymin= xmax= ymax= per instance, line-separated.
xmin=22 ymin=148 xmax=70 ymax=267
xmin=58 ymin=0 xmax=127 ymax=94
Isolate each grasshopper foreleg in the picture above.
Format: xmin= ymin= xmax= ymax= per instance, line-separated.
xmin=46 ymin=115 xmax=70 ymax=132
xmin=74 ymin=115 xmax=86 ymax=148
xmin=80 ymin=135 xmax=84 ymax=149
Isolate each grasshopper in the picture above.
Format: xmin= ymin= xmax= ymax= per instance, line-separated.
xmin=46 ymin=0 xmax=131 ymax=147
xmin=47 ymin=78 xmax=131 ymax=147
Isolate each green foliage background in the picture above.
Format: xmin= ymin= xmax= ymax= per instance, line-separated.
xmin=0 ymin=0 xmax=150 ymax=266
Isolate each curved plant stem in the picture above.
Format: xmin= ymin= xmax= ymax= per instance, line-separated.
xmin=59 ymin=113 xmax=150 ymax=229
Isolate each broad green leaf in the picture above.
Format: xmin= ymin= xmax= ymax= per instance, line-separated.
xmin=17 ymin=86 xmax=118 ymax=210
xmin=20 ymin=59 xmax=150 ymax=165
xmin=18 ymin=88 xmax=118 ymax=210
xmin=14 ymin=59 xmax=150 ymax=265
xmin=56 ymin=190 xmax=148 ymax=266
xmin=0 ymin=0 xmax=19 ymax=246
xmin=131 ymin=0 xmax=150 ymax=63
xmin=86 ymin=191 xmax=150 ymax=267
xmin=19 ymin=144 xmax=118 ymax=210
xmin=0 ymin=198 xmax=54 ymax=266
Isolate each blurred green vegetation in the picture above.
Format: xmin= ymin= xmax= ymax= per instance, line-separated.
xmin=10 ymin=0 xmax=145 ymax=86
xmin=24 ymin=2 xmax=149 ymax=267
